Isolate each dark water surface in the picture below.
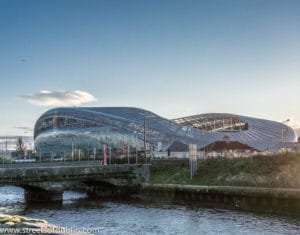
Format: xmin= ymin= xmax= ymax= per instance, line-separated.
xmin=0 ymin=186 xmax=299 ymax=234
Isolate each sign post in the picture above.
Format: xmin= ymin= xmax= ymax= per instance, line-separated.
xmin=189 ymin=144 xmax=197 ymax=180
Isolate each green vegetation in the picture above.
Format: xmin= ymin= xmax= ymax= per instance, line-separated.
xmin=150 ymin=153 xmax=300 ymax=188
xmin=15 ymin=137 xmax=26 ymax=152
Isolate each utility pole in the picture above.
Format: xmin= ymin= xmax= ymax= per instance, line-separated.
xmin=281 ymin=124 xmax=284 ymax=156
xmin=127 ymin=145 xmax=130 ymax=164
xmin=5 ymin=137 xmax=7 ymax=164
xmin=103 ymin=144 xmax=107 ymax=165
xmin=144 ymin=115 xmax=147 ymax=164
xmin=281 ymin=119 xmax=290 ymax=156
xmin=74 ymin=140 xmax=77 ymax=160
xmin=189 ymin=144 xmax=197 ymax=180
xmin=122 ymin=135 xmax=125 ymax=160
xmin=93 ymin=145 xmax=96 ymax=161
xmin=135 ymin=135 xmax=138 ymax=164
xmin=135 ymin=147 xmax=138 ymax=165
xmin=71 ymin=138 xmax=74 ymax=161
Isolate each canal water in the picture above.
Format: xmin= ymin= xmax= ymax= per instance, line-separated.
xmin=0 ymin=186 xmax=299 ymax=234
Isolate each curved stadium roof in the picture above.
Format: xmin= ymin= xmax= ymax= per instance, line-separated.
xmin=34 ymin=107 xmax=297 ymax=153
xmin=173 ymin=113 xmax=297 ymax=151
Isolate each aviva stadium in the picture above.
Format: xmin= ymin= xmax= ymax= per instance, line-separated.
xmin=34 ymin=107 xmax=297 ymax=155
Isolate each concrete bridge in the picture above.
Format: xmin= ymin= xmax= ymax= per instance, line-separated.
xmin=0 ymin=161 xmax=150 ymax=202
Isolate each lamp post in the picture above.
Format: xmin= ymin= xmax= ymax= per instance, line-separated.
xmin=71 ymin=138 xmax=74 ymax=161
xmin=1 ymin=148 xmax=3 ymax=166
xmin=144 ymin=114 xmax=147 ymax=164
xmin=127 ymin=145 xmax=130 ymax=165
xmin=281 ymin=119 xmax=290 ymax=156
xmin=281 ymin=124 xmax=284 ymax=152
xmin=5 ymin=137 xmax=7 ymax=165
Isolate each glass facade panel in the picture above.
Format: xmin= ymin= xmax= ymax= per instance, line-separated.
xmin=34 ymin=107 xmax=297 ymax=156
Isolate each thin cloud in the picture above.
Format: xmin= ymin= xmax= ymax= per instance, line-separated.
xmin=22 ymin=90 xmax=97 ymax=106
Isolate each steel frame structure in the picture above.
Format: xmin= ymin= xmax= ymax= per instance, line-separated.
xmin=34 ymin=107 xmax=297 ymax=154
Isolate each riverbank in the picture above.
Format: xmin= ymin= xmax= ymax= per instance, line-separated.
xmin=146 ymin=154 xmax=300 ymax=213
xmin=142 ymin=183 xmax=300 ymax=199
xmin=150 ymin=153 xmax=300 ymax=188
xmin=140 ymin=183 xmax=300 ymax=213
xmin=0 ymin=213 xmax=90 ymax=234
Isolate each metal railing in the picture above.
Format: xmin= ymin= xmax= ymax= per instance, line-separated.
xmin=0 ymin=160 xmax=105 ymax=169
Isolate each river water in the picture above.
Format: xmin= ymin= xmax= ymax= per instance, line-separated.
xmin=0 ymin=186 xmax=299 ymax=234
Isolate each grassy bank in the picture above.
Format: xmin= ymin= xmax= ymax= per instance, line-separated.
xmin=150 ymin=154 xmax=300 ymax=188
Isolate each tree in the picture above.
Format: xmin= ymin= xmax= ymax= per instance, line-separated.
xmin=16 ymin=137 xmax=26 ymax=152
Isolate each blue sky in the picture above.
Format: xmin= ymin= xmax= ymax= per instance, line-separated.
xmin=0 ymin=0 xmax=300 ymax=136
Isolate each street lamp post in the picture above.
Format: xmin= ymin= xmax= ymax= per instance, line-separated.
xmin=127 ymin=145 xmax=130 ymax=164
xmin=71 ymin=138 xmax=74 ymax=161
xmin=93 ymin=145 xmax=96 ymax=161
xmin=5 ymin=137 xmax=8 ymax=165
xmin=281 ymin=119 xmax=290 ymax=156
xmin=144 ymin=115 xmax=147 ymax=164
xmin=281 ymin=124 xmax=284 ymax=150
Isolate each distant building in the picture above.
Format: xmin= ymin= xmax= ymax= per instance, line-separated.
xmin=200 ymin=136 xmax=258 ymax=158
xmin=166 ymin=141 xmax=189 ymax=158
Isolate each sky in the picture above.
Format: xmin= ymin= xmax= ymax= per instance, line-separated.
xmin=0 ymin=0 xmax=300 ymax=138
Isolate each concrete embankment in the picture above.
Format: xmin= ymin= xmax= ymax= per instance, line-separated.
xmin=141 ymin=183 xmax=300 ymax=199
xmin=140 ymin=183 xmax=300 ymax=211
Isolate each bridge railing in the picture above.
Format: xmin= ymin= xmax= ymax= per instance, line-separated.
xmin=0 ymin=154 xmax=151 ymax=168
xmin=0 ymin=160 xmax=107 ymax=168
xmin=1 ymin=148 xmax=152 ymax=168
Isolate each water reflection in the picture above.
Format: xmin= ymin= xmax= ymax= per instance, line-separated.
xmin=63 ymin=191 xmax=87 ymax=201
xmin=0 ymin=186 xmax=299 ymax=234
